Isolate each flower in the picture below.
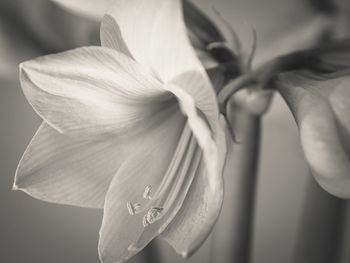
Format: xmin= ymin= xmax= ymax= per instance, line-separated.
xmin=276 ymin=41 xmax=350 ymax=198
xmin=13 ymin=0 xmax=228 ymax=262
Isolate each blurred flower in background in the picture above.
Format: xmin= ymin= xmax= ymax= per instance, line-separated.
xmin=277 ymin=42 xmax=350 ymax=198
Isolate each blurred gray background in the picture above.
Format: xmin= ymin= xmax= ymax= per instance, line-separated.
xmin=1 ymin=0 xmax=349 ymax=262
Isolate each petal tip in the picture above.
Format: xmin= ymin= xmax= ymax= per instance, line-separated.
xmin=180 ymin=251 xmax=189 ymax=259
xmin=11 ymin=181 xmax=33 ymax=197
xmin=19 ymin=61 xmax=32 ymax=74
xmin=12 ymin=182 xmax=19 ymax=191
xmin=179 ymin=247 xmax=198 ymax=259
xmin=98 ymin=245 xmax=130 ymax=263
xmin=171 ymin=243 xmax=197 ymax=259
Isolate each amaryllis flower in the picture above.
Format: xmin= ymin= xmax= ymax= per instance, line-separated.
xmin=13 ymin=0 xmax=228 ymax=262
xmin=276 ymin=42 xmax=350 ymax=198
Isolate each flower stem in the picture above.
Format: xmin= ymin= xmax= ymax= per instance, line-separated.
xmin=293 ymin=177 xmax=346 ymax=263
xmin=339 ymin=203 xmax=350 ymax=262
xmin=211 ymin=103 xmax=261 ymax=263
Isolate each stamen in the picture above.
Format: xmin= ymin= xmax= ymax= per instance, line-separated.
xmin=126 ymin=202 xmax=142 ymax=215
xmin=161 ymin=136 xmax=199 ymax=211
xmin=125 ymin=126 xmax=192 ymax=225
xmin=127 ymin=125 xmax=202 ymax=229
xmin=142 ymin=207 xmax=164 ymax=227
xmin=143 ymin=185 xmax=152 ymax=200
xmin=134 ymin=203 xmax=142 ymax=212
xmin=146 ymin=125 xmax=192 ymax=203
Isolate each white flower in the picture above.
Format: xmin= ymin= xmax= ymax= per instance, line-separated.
xmin=14 ymin=0 xmax=228 ymax=262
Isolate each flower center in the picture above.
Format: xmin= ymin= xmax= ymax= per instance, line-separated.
xmin=125 ymin=124 xmax=197 ymax=227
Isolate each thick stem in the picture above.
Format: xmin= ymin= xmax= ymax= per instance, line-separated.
xmin=211 ymin=104 xmax=261 ymax=263
xmin=293 ymin=177 xmax=346 ymax=263
xmin=339 ymin=202 xmax=350 ymax=263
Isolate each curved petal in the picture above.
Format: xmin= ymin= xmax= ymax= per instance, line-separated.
xmin=51 ymin=0 xmax=112 ymax=19
xmin=278 ymin=73 xmax=350 ymax=198
xmin=14 ymin=100 xmax=182 ymax=208
xmin=160 ymin=115 xmax=228 ymax=257
xmin=97 ymin=76 xmax=227 ymax=262
xmin=20 ymin=46 xmax=172 ymax=139
xmin=165 ymin=83 xmax=224 ymax=189
xmin=100 ymin=15 xmax=132 ymax=58
xmin=14 ymin=122 xmax=121 ymax=208
xmin=101 ymin=0 xmax=219 ymax=131
xmin=129 ymin=135 xmax=202 ymax=251
xmin=98 ymin=114 xmax=199 ymax=263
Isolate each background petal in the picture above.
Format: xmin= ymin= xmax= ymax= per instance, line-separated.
xmin=20 ymin=46 xmax=172 ymax=139
xmin=278 ymin=73 xmax=350 ymax=198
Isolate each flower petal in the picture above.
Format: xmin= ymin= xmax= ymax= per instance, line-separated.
xmin=20 ymin=46 xmax=172 ymax=139
xmin=103 ymin=0 xmax=205 ymax=81
xmin=129 ymin=135 xmax=202 ymax=251
xmin=98 ymin=115 xmax=201 ymax=263
xmin=99 ymin=84 xmax=227 ymax=262
xmin=14 ymin=122 xmax=122 ymax=208
xmin=100 ymin=15 xmax=132 ymax=58
xmin=101 ymin=0 xmax=220 ymax=131
xmin=161 ymin=115 xmax=228 ymax=257
xmin=278 ymin=73 xmax=350 ymax=198
xmin=51 ymin=0 xmax=112 ymax=19
xmin=15 ymin=98 xmax=182 ymax=208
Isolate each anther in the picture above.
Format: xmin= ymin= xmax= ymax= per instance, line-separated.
xmin=142 ymin=207 xmax=164 ymax=227
xmin=127 ymin=202 xmax=142 ymax=215
xmin=143 ymin=185 xmax=152 ymax=200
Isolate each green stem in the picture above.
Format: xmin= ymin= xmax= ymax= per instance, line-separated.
xmin=211 ymin=104 xmax=261 ymax=263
